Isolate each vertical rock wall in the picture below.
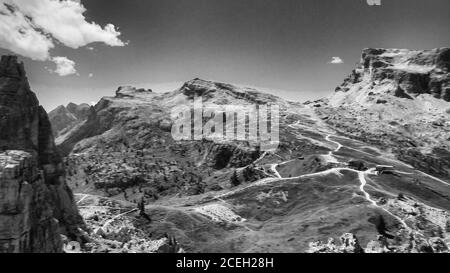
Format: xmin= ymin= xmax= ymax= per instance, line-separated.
xmin=0 ymin=55 xmax=83 ymax=252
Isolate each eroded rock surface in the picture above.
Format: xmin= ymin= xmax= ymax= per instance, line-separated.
xmin=0 ymin=56 xmax=83 ymax=253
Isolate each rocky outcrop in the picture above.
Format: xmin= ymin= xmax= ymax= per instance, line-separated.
xmin=307 ymin=233 xmax=364 ymax=253
xmin=180 ymin=78 xmax=286 ymax=105
xmin=337 ymin=48 xmax=450 ymax=101
xmin=0 ymin=55 xmax=83 ymax=252
xmin=115 ymin=86 xmax=152 ymax=98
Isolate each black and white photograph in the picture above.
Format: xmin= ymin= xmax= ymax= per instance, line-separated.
xmin=0 ymin=0 xmax=449 ymax=263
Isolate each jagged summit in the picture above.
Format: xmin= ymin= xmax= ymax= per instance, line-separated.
xmin=66 ymin=102 xmax=91 ymax=116
xmin=49 ymin=102 xmax=92 ymax=138
xmin=53 ymin=77 xmax=291 ymax=156
xmin=51 ymin=103 xmax=90 ymax=118
xmin=0 ymin=56 xmax=40 ymax=153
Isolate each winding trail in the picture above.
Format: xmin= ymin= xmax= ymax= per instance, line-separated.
xmin=325 ymin=135 xmax=343 ymax=152
xmin=316 ymin=132 xmax=413 ymax=232
xmin=215 ymin=121 xmax=418 ymax=233
xmin=356 ymin=169 xmax=411 ymax=232
xmin=204 ymin=114 xmax=445 ymax=241
xmin=270 ymin=163 xmax=282 ymax=178
xmin=358 ymin=171 xmax=378 ymax=207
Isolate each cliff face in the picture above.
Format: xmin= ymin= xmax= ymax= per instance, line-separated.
xmin=0 ymin=151 xmax=62 ymax=252
xmin=334 ymin=48 xmax=450 ymax=102
xmin=0 ymin=55 xmax=83 ymax=253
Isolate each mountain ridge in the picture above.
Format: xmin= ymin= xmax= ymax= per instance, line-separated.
xmin=2 ymin=47 xmax=449 ymax=253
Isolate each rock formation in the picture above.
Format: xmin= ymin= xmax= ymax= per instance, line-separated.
xmin=0 ymin=55 xmax=83 ymax=253
xmin=335 ymin=48 xmax=450 ymax=101
xmin=307 ymin=233 xmax=364 ymax=253
xmin=115 ymin=86 xmax=152 ymax=98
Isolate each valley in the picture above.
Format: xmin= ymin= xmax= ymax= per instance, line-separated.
xmin=64 ymin=82 xmax=449 ymax=253
xmin=1 ymin=48 xmax=449 ymax=253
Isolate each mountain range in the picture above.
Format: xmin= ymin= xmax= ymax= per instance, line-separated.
xmin=1 ymin=48 xmax=449 ymax=253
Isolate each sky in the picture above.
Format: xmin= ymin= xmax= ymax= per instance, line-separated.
xmin=1 ymin=0 xmax=449 ymax=111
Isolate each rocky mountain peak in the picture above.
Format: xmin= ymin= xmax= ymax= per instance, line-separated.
xmin=48 ymin=102 xmax=93 ymax=139
xmin=179 ymin=78 xmax=286 ymax=106
xmin=180 ymin=78 xmax=222 ymax=95
xmin=0 ymin=55 xmax=26 ymax=79
xmin=180 ymin=78 xmax=251 ymax=97
xmin=66 ymin=102 xmax=91 ymax=116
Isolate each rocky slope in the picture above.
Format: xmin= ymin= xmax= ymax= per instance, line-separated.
xmin=61 ymin=79 xmax=285 ymax=201
xmin=314 ymin=48 xmax=450 ymax=178
xmin=0 ymin=56 xmax=84 ymax=252
xmin=51 ymin=61 xmax=450 ymax=253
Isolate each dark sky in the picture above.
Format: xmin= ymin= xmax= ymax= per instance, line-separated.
xmin=2 ymin=0 xmax=449 ymax=111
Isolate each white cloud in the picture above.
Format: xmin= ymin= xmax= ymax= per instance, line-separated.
xmin=329 ymin=57 xmax=344 ymax=64
xmin=0 ymin=0 xmax=125 ymax=75
xmin=8 ymin=0 xmax=125 ymax=48
xmin=0 ymin=3 xmax=54 ymax=60
xmin=52 ymin=56 xmax=77 ymax=76
xmin=88 ymin=73 xmax=93 ymax=78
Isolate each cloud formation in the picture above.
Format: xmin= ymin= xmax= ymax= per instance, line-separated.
xmin=52 ymin=56 xmax=77 ymax=76
xmin=329 ymin=57 xmax=344 ymax=64
xmin=0 ymin=0 xmax=125 ymax=76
